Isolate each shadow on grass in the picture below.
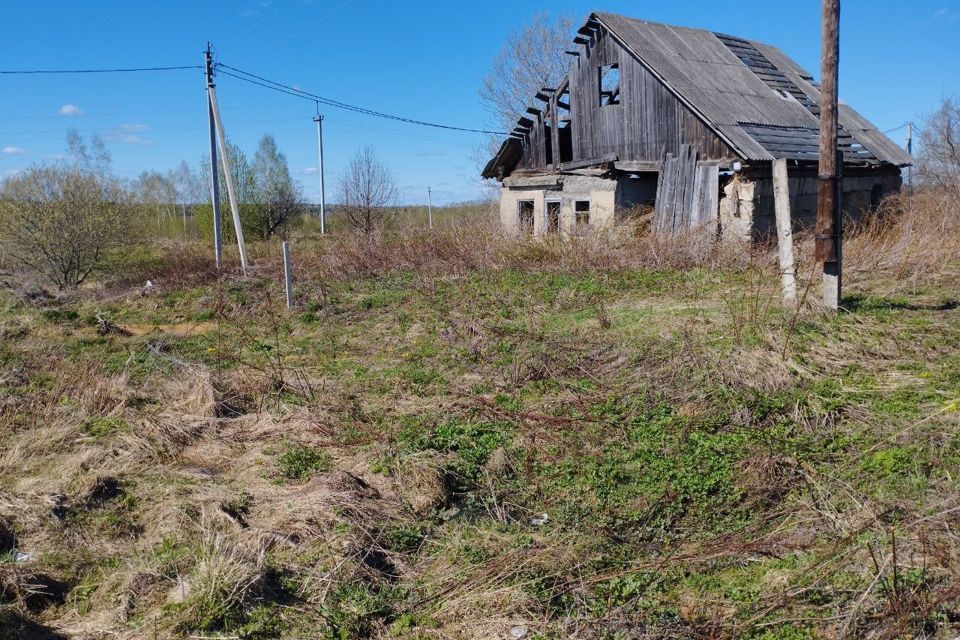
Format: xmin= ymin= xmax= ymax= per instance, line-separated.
xmin=843 ymin=294 xmax=959 ymax=313
xmin=0 ymin=611 xmax=70 ymax=640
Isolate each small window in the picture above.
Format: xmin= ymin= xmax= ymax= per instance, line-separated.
xmin=546 ymin=200 xmax=561 ymax=234
xmin=518 ymin=200 xmax=534 ymax=236
xmin=599 ymin=64 xmax=620 ymax=107
xmin=575 ymin=200 xmax=591 ymax=226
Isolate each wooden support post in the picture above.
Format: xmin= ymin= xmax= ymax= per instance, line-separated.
xmin=282 ymin=241 xmax=293 ymax=309
xmin=772 ymin=159 xmax=797 ymax=305
xmin=207 ymin=85 xmax=250 ymax=274
xmin=816 ymin=0 xmax=841 ymax=309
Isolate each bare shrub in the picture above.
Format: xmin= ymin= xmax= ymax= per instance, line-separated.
xmin=0 ymin=164 xmax=132 ymax=289
xmin=337 ymin=146 xmax=397 ymax=235
xmin=916 ymin=95 xmax=960 ymax=201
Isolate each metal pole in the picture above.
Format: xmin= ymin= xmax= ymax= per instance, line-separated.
xmin=816 ymin=0 xmax=841 ymax=310
xmin=205 ymin=43 xmax=222 ymax=269
xmin=427 ymin=186 xmax=433 ymax=230
xmin=314 ymin=109 xmax=326 ymax=234
xmin=208 ymin=84 xmax=250 ymax=274
xmin=282 ymin=241 xmax=293 ymax=309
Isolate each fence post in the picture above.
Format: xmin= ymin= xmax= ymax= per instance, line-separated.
xmin=772 ymin=159 xmax=797 ymax=305
xmin=282 ymin=241 xmax=293 ymax=309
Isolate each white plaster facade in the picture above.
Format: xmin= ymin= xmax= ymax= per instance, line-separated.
xmin=499 ymin=174 xmax=620 ymax=237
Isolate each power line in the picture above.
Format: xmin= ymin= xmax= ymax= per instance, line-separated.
xmin=215 ymin=62 xmax=508 ymax=135
xmin=882 ymin=122 xmax=912 ymax=134
xmin=0 ymin=65 xmax=201 ymax=75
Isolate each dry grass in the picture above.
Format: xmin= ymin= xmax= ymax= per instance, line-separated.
xmin=0 ymin=186 xmax=958 ymax=639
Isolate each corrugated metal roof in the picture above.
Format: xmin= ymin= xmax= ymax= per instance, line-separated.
xmin=594 ymin=12 xmax=911 ymax=166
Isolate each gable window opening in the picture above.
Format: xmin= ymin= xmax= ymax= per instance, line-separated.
xmin=575 ymin=200 xmax=591 ymax=227
xmin=543 ymin=104 xmax=554 ymax=167
xmin=518 ymin=200 xmax=534 ymax=236
xmin=556 ymin=87 xmax=573 ymax=163
xmin=546 ymin=200 xmax=561 ymax=234
xmin=599 ymin=63 xmax=620 ymax=107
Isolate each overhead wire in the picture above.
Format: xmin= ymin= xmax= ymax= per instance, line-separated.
xmin=215 ymin=63 xmax=508 ymax=135
xmin=0 ymin=65 xmax=201 ymax=75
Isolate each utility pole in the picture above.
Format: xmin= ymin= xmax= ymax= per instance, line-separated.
xmin=208 ymin=81 xmax=250 ymax=273
xmin=427 ymin=186 xmax=433 ymax=230
xmin=313 ymin=107 xmax=326 ymax=234
xmin=205 ymin=43 xmax=223 ymax=269
xmin=816 ymin=0 xmax=841 ymax=310
xmin=906 ymin=122 xmax=913 ymax=186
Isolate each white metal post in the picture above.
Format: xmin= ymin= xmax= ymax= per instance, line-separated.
xmin=282 ymin=241 xmax=293 ymax=309
xmin=427 ymin=186 xmax=433 ymax=230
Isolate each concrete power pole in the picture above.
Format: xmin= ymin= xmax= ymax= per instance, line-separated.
xmin=205 ymin=43 xmax=223 ymax=269
xmin=906 ymin=122 xmax=913 ymax=186
xmin=816 ymin=0 xmax=842 ymax=310
xmin=207 ymin=83 xmax=250 ymax=274
xmin=313 ymin=109 xmax=326 ymax=234
xmin=427 ymin=187 xmax=433 ymax=230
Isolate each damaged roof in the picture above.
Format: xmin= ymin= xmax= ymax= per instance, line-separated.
xmin=483 ymin=12 xmax=911 ymax=179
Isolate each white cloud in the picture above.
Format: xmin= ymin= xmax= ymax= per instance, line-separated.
xmin=101 ymin=123 xmax=152 ymax=145
xmin=303 ymin=167 xmax=319 ymax=175
xmin=118 ymin=135 xmax=152 ymax=145
xmin=2 ymin=146 xmax=26 ymax=155
xmin=934 ymin=7 xmax=960 ymax=19
xmin=59 ymin=104 xmax=82 ymax=116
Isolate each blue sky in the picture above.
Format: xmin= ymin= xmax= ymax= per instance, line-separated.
xmin=1 ymin=0 xmax=958 ymax=204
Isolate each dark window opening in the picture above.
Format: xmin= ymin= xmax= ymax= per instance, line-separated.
xmin=557 ymin=88 xmax=573 ymax=163
xmin=870 ymin=184 xmax=884 ymax=210
xmin=599 ymin=64 xmax=620 ymax=107
xmin=518 ymin=200 xmax=534 ymax=236
xmin=546 ymin=201 xmax=561 ymax=234
xmin=575 ymin=200 xmax=591 ymax=226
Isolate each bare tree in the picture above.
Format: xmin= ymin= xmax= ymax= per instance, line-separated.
xmin=338 ymin=146 xmax=397 ymax=235
xmin=480 ymin=12 xmax=574 ymax=134
xmin=916 ymin=96 xmax=960 ymax=200
xmin=0 ymin=163 xmax=131 ymax=289
xmin=132 ymin=170 xmax=178 ymax=230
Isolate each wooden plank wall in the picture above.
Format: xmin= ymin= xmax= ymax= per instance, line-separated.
xmin=654 ymin=144 xmax=719 ymax=234
xmin=514 ymin=27 xmax=737 ymax=173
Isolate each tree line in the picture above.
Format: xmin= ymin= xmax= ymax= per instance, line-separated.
xmin=0 ymin=131 xmax=399 ymax=289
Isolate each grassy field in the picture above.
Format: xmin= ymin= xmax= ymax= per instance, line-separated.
xmin=1 ymin=193 xmax=959 ymax=639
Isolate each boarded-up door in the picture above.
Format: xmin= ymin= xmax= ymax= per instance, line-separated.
xmin=654 ymin=144 xmax=719 ymax=235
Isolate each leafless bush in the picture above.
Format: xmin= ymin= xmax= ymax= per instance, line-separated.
xmin=0 ymin=164 xmax=133 ymax=289
xmin=337 ymin=146 xmax=397 ymax=235
xmin=916 ymin=95 xmax=960 ymax=201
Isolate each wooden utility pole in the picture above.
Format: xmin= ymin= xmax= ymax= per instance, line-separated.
xmin=205 ymin=43 xmax=223 ymax=269
xmin=816 ymin=0 xmax=842 ymax=309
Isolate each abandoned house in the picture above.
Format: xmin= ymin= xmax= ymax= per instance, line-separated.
xmin=481 ymin=12 xmax=912 ymax=240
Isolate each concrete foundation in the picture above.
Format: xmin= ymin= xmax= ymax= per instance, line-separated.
xmin=718 ymin=168 xmax=902 ymax=241
xmin=499 ymin=166 xmax=902 ymax=242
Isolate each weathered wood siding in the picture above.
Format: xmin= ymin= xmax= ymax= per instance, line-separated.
xmin=514 ymin=26 xmax=736 ymax=173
